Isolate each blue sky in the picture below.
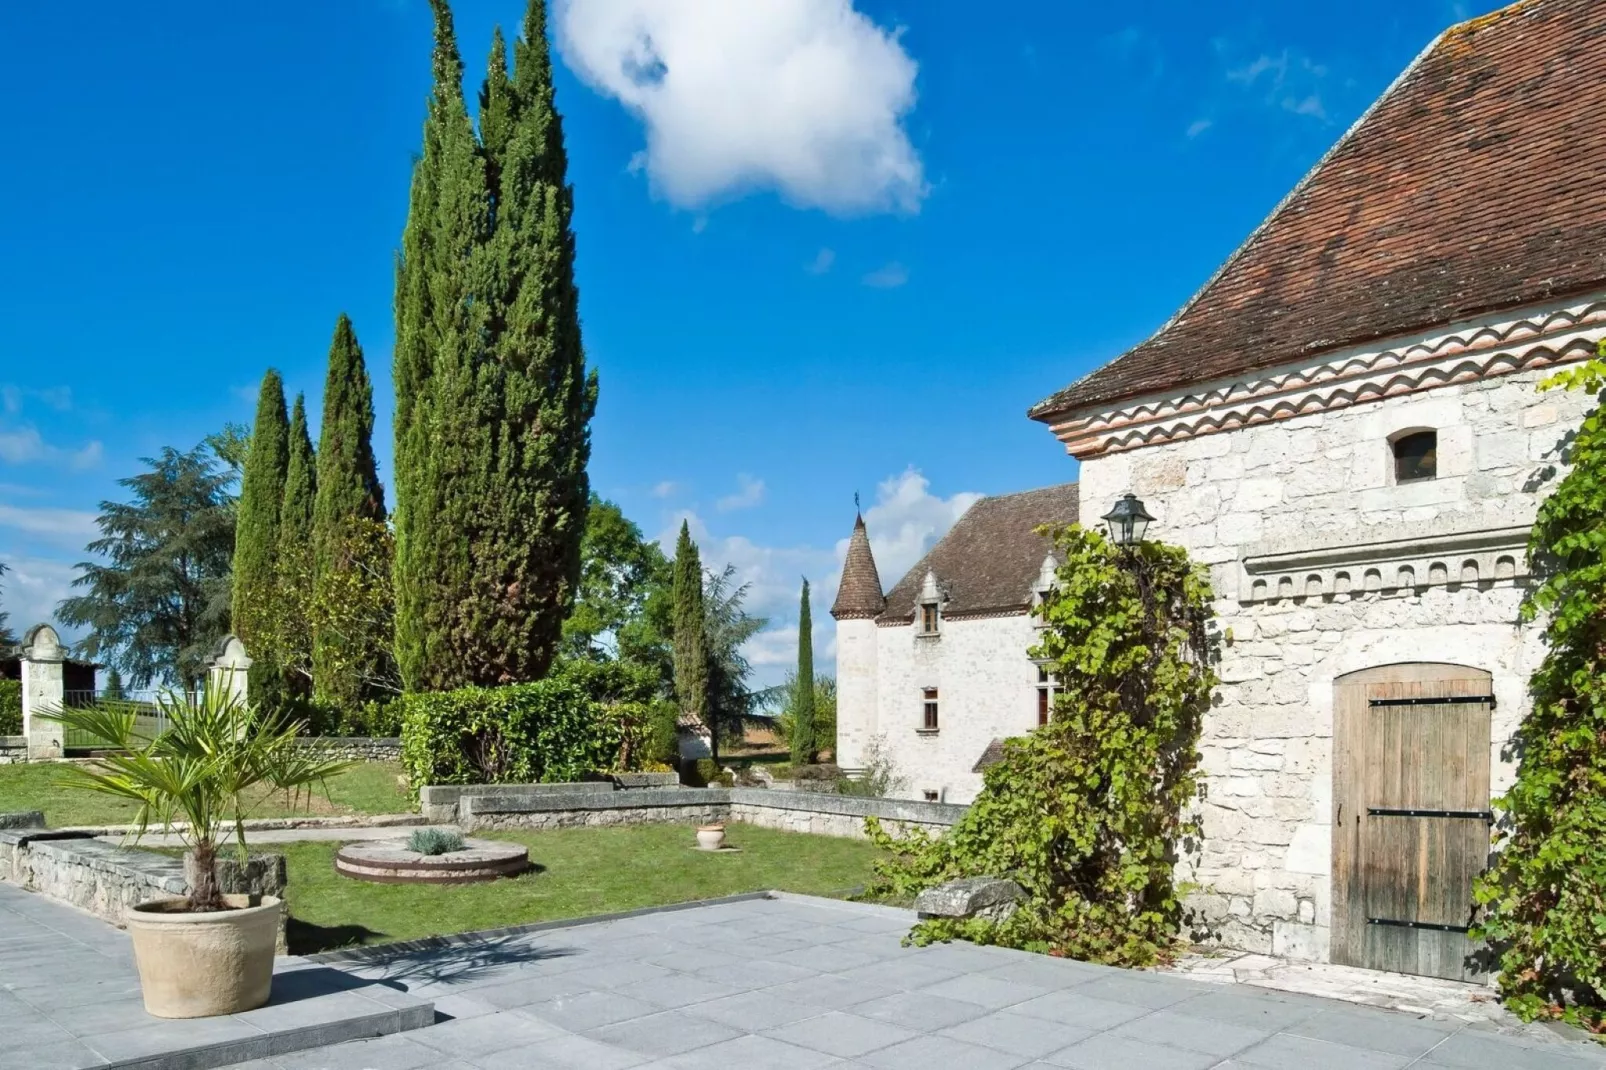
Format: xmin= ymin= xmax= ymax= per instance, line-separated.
xmin=0 ymin=0 xmax=1479 ymax=682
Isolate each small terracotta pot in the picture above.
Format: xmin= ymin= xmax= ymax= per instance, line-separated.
xmin=126 ymin=894 xmax=281 ymax=1018
xmin=696 ymin=825 xmax=726 ymax=851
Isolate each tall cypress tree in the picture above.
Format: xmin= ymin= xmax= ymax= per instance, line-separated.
xmin=393 ymin=0 xmax=490 ymax=691
xmin=313 ymin=314 xmax=388 ymax=708
xmin=393 ymin=0 xmax=595 ymax=692
xmin=672 ymin=521 xmax=710 ymax=757
xmin=275 ymin=393 xmax=316 ymax=697
xmin=233 ymin=370 xmax=289 ymax=701
xmin=792 ymin=578 xmax=817 ymax=764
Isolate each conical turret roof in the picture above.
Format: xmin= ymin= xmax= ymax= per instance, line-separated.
xmin=831 ymin=514 xmax=885 ymax=620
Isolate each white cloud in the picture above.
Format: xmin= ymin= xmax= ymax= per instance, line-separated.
xmin=806 ymin=248 xmax=836 ymax=275
xmin=1186 ymin=118 xmax=1213 ymax=138
xmin=1 ymin=385 xmax=73 ymax=414
xmin=663 ymin=467 xmax=979 ymax=687
xmin=555 ymin=0 xmax=926 ymax=215
xmin=1224 ymin=48 xmax=1330 ymax=123
xmin=716 ymin=474 xmax=766 ymax=513
xmin=0 ymin=425 xmax=102 ymax=470
xmin=0 ymin=505 xmax=100 ymax=548
xmin=862 ymin=261 xmax=909 ymax=289
xmin=0 ymin=554 xmax=79 ymax=640
xmin=650 ymin=480 xmax=681 ymax=499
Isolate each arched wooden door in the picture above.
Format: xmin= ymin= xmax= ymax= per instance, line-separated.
xmin=1331 ymin=663 xmax=1493 ymax=981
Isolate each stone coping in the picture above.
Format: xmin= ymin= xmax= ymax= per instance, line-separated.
xmin=0 ymin=735 xmax=24 ymax=746
xmin=727 ymin=787 xmax=967 ymax=823
xmin=58 ymin=812 xmax=427 ymax=838
xmin=461 ymin=786 xmax=727 ymax=815
xmin=295 ymin=736 xmax=402 ymax=746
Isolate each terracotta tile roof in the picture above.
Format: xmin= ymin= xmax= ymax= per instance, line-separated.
xmin=1031 ymin=0 xmax=1606 ymax=421
xmin=878 ymin=483 xmax=1079 ymax=625
xmin=831 ymin=514 xmax=886 ymax=620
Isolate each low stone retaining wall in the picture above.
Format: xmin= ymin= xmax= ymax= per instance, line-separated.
xmin=446 ymin=782 xmax=966 ymax=841
xmin=421 ymin=773 xmax=681 ymax=823
xmin=298 ymin=736 xmax=403 ymax=762
xmin=0 ymin=736 xmax=25 ymax=764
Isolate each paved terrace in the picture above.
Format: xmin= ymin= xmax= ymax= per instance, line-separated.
xmin=220 ymin=895 xmax=1604 ymax=1070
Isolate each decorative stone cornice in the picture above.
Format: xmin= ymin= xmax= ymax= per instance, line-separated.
xmin=1048 ymin=296 xmax=1606 ymax=459
xmin=1236 ymin=517 xmax=1531 ymax=604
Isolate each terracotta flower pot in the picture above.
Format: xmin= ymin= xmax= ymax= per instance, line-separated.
xmin=126 ymin=894 xmax=281 ymax=1018
xmin=696 ymin=825 xmax=726 ymax=851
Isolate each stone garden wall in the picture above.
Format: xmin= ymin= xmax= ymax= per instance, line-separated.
xmin=299 ymin=737 xmax=403 ymax=762
xmin=0 ymin=736 xmax=25 ymax=764
xmin=0 ymin=829 xmax=187 ymax=924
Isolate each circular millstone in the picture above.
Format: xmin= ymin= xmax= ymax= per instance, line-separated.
xmin=334 ymin=838 xmax=530 ymax=884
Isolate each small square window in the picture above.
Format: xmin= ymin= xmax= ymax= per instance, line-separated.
xmin=922 ymin=790 xmax=939 ymax=802
xmin=1393 ymin=430 xmax=1437 ymax=483
xmin=921 ymin=687 xmax=939 ymax=731
xmin=919 ymin=602 xmax=939 ymax=635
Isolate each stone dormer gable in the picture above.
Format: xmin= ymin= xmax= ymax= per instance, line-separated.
xmin=877 ymin=483 xmax=1080 ymax=626
xmin=831 ymin=513 xmax=886 ymax=620
xmin=1031 ymin=0 xmax=1606 ymax=438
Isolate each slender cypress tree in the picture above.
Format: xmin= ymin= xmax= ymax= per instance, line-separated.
xmin=102 ymin=667 xmax=125 ymax=701
xmin=672 ymin=522 xmax=710 ymax=756
xmin=313 ymin=315 xmax=388 ymax=708
xmin=792 ymin=579 xmax=817 ymax=764
xmin=393 ymin=0 xmax=490 ymax=691
xmin=393 ymin=0 xmax=595 ymax=691
xmin=275 ymin=393 xmax=316 ymax=696
xmin=233 ymin=370 xmax=289 ymax=701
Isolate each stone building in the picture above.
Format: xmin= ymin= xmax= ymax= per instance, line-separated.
xmin=832 ymin=484 xmax=1078 ymax=804
xmin=1027 ymin=0 xmax=1606 ymax=980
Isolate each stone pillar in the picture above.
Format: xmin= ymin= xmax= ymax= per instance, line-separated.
xmin=20 ymin=624 xmax=66 ymax=760
xmin=206 ymin=635 xmax=253 ymax=706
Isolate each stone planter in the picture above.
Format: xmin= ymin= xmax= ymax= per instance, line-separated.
xmin=126 ymin=894 xmax=281 ymax=1018
xmin=695 ymin=824 xmax=726 ymax=851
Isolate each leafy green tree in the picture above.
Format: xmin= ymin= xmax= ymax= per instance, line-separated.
xmin=791 ymin=578 xmax=817 ymax=763
xmin=205 ymin=423 xmax=251 ymax=478
xmin=313 ymin=314 xmax=389 ymax=711
xmin=272 ymin=393 xmax=317 ymax=696
xmin=703 ymin=564 xmax=768 ymax=756
xmin=1473 ymin=344 xmax=1606 ymax=1032
xmin=775 ymin=673 xmax=837 ymax=757
xmin=233 ymin=370 xmax=289 ymax=702
xmin=0 ymin=561 xmax=14 ymax=649
xmin=393 ymin=0 xmax=596 ymax=692
xmin=563 ymin=497 xmax=671 ymax=661
xmin=671 ymin=521 xmax=709 ymax=754
xmin=865 ymin=525 xmax=1216 ymax=966
xmin=58 ymin=446 xmax=236 ymax=688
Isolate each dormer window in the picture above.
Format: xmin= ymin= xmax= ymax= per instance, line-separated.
xmin=916 ymin=570 xmax=942 ymax=636
xmin=1392 ymin=430 xmax=1437 ymax=483
xmin=919 ymin=602 xmax=939 ymax=635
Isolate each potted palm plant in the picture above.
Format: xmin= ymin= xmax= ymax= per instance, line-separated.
xmin=45 ymin=686 xmax=351 ymax=1018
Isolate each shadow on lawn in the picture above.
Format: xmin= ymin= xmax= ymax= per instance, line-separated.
xmin=288 ymin=917 xmax=388 ymax=955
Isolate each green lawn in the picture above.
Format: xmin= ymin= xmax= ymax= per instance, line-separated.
xmin=0 ymin=760 xmax=414 ymax=828
xmin=277 ymin=822 xmax=883 ymax=954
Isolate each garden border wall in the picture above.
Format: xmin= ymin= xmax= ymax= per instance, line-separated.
xmin=0 ymin=736 xmax=25 ymax=764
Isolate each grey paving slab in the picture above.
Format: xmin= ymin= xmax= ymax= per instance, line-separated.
xmin=196 ymin=893 xmax=1604 ymax=1070
xmin=274 ymin=1033 xmax=440 ymax=1069
xmin=761 ymin=1010 xmax=920 ymax=1058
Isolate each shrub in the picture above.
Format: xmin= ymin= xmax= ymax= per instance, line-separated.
xmin=682 ymin=758 xmax=732 ymax=788
xmin=836 ymin=736 xmax=904 ymax=798
xmin=862 ymin=525 xmax=1216 ymax=967
xmin=0 ymin=680 xmax=20 ymax=735
xmin=408 ymin=828 xmax=465 ymax=855
xmin=400 ymin=678 xmax=624 ymax=788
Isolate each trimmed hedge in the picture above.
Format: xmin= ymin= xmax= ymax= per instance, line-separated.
xmin=0 ymin=679 xmax=20 ymax=735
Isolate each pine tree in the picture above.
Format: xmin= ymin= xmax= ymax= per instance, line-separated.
xmin=275 ymin=393 xmax=317 ymax=696
xmin=313 ymin=314 xmax=389 ymax=710
xmin=233 ymin=370 xmax=289 ymax=702
xmin=672 ymin=522 xmax=710 ymax=757
xmin=101 ymin=667 xmax=125 ymax=701
xmin=792 ymin=578 xmax=817 ymax=764
xmin=392 ymin=0 xmax=595 ymax=692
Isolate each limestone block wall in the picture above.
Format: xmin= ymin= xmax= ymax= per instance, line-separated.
xmin=0 ymin=831 xmax=187 ymax=924
xmin=865 ymin=613 xmax=1045 ymax=805
xmin=728 ymin=788 xmax=965 ymax=839
xmin=834 ymin=618 xmax=879 ymax=770
xmin=1076 ymin=365 xmax=1590 ymax=961
xmin=298 ymin=737 xmax=402 ymax=763
xmin=0 ymin=737 xmax=25 ymax=764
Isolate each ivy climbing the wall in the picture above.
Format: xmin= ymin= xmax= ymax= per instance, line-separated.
xmin=1473 ymin=340 xmax=1606 ymax=1034
xmin=863 ymin=524 xmax=1217 ymax=966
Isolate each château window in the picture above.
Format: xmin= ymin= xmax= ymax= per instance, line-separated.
xmin=922 ymin=790 xmax=940 ymax=802
xmin=920 ymin=687 xmax=940 ymax=732
xmin=1392 ymin=430 xmax=1437 ymax=483
xmin=919 ymin=602 xmax=940 ymax=635
xmin=1036 ymin=665 xmax=1058 ymax=727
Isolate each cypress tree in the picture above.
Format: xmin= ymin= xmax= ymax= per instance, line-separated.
xmin=313 ymin=314 xmax=388 ymax=709
xmin=393 ymin=0 xmax=490 ymax=691
xmin=233 ymin=370 xmax=289 ymax=702
xmin=102 ymin=667 xmax=125 ymax=701
xmin=672 ymin=522 xmax=710 ymax=756
xmin=276 ymin=393 xmax=316 ymax=697
xmin=792 ymin=578 xmax=817 ymax=764
xmin=393 ymin=0 xmax=596 ymax=691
